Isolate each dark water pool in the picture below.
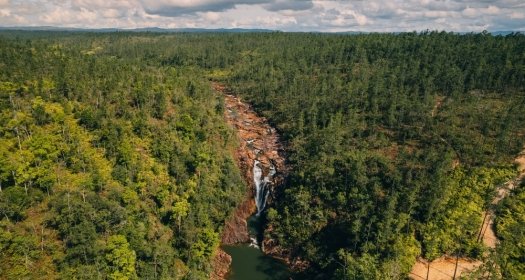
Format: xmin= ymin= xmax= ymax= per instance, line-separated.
xmin=223 ymin=245 xmax=291 ymax=280
xmin=223 ymin=215 xmax=291 ymax=280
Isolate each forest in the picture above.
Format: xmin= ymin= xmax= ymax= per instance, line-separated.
xmin=0 ymin=30 xmax=524 ymax=279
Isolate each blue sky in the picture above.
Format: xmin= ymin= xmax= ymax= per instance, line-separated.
xmin=1 ymin=0 xmax=524 ymax=32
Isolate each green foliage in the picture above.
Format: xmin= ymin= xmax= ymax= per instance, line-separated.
xmin=420 ymin=166 xmax=514 ymax=260
xmin=0 ymin=32 xmax=244 ymax=279
xmin=0 ymin=30 xmax=523 ymax=279
xmin=222 ymin=32 xmax=525 ymax=278
xmin=335 ymin=252 xmax=381 ymax=280
xmin=0 ymin=221 xmax=42 ymax=279
xmin=190 ymin=229 xmax=219 ymax=263
xmin=494 ymin=182 xmax=525 ymax=279
xmin=0 ymin=186 xmax=35 ymax=221
xmin=106 ymin=235 xmax=138 ymax=280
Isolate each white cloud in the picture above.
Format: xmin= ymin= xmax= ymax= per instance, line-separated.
xmin=140 ymin=0 xmax=269 ymax=16
xmin=463 ymin=4 xmax=502 ymax=18
xmin=347 ymin=10 xmax=368 ymax=26
xmin=486 ymin=5 xmax=500 ymax=15
xmin=101 ymin=8 xmax=124 ymax=18
xmin=200 ymin=11 xmax=220 ymax=22
xmin=424 ymin=10 xmax=456 ymax=19
xmin=0 ymin=0 xmax=523 ymax=31
xmin=263 ymin=0 xmax=313 ymax=12
xmin=462 ymin=7 xmax=478 ymax=18
xmin=510 ymin=12 xmax=524 ymax=19
xmin=40 ymin=7 xmax=98 ymax=25
xmin=0 ymin=8 xmax=10 ymax=16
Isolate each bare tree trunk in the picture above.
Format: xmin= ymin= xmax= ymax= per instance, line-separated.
xmin=477 ymin=212 xmax=489 ymax=242
xmin=154 ymin=254 xmax=157 ymax=279
xmin=426 ymin=261 xmax=430 ymax=280
xmin=12 ymin=171 xmax=16 ymax=187
xmin=481 ymin=215 xmax=491 ymax=238
xmin=41 ymin=227 xmax=44 ymax=252
xmin=15 ymin=127 xmax=22 ymax=150
xmin=453 ymin=254 xmax=459 ymax=279
xmin=67 ymin=192 xmax=71 ymax=211
xmin=9 ymin=94 xmax=16 ymax=110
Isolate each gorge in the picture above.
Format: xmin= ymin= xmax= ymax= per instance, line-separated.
xmin=212 ymin=83 xmax=290 ymax=279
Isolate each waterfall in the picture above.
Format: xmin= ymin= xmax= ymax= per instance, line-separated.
xmin=253 ymin=160 xmax=276 ymax=215
xmin=248 ymin=237 xmax=260 ymax=249
xmin=253 ymin=160 xmax=265 ymax=214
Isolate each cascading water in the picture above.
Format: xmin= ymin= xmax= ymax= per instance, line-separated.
xmin=253 ymin=160 xmax=276 ymax=216
xmin=248 ymin=237 xmax=259 ymax=249
xmin=217 ymin=84 xmax=291 ymax=279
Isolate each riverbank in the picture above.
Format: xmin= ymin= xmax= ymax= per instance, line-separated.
xmin=211 ymin=83 xmax=288 ymax=279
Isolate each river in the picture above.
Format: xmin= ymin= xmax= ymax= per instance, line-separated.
xmin=223 ymin=216 xmax=290 ymax=280
xmin=213 ymin=83 xmax=291 ymax=279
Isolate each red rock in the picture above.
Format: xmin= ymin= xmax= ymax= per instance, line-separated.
xmin=211 ymin=82 xmax=291 ymax=279
xmin=210 ymin=249 xmax=232 ymax=280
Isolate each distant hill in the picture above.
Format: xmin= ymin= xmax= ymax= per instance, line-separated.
xmin=0 ymin=26 xmax=521 ymax=35
xmin=133 ymin=27 xmax=276 ymax=33
xmin=0 ymin=26 xmax=276 ymax=33
xmin=490 ymin=30 xmax=522 ymax=36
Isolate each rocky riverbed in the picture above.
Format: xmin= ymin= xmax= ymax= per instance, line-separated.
xmin=211 ymin=83 xmax=287 ymax=279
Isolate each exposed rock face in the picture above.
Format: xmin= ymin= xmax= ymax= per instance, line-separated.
xmin=210 ymin=249 xmax=232 ymax=280
xmin=220 ymin=192 xmax=254 ymax=244
xmin=214 ymin=83 xmax=286 ymax=245
xmin=211 ymin=83 xmax=288 ymax=278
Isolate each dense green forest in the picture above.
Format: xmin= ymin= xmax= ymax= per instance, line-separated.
xmin=0 ymin=31 xmax=524 ymax=279
xmin=223 ymin=32 xmax=525 ymax=279
xmin=0 ymin=32 xmax=245 ymax=279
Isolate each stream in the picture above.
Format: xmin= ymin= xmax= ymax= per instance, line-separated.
xmin=214 ymin=83 xmax=291 ymax=280
xmin=223 ymin=215 xmax=290 ymax=280
xmin=223 ymin=161 xmax=288 ymax=280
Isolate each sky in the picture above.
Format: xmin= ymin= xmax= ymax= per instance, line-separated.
xmin=0 ymin=0 xmax=524 ymax=32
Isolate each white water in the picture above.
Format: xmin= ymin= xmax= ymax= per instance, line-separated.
xmin=253 ymin=160 xmax=276 ymax=215
xmin=248 ymin=237 xmax=260 ymax=249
